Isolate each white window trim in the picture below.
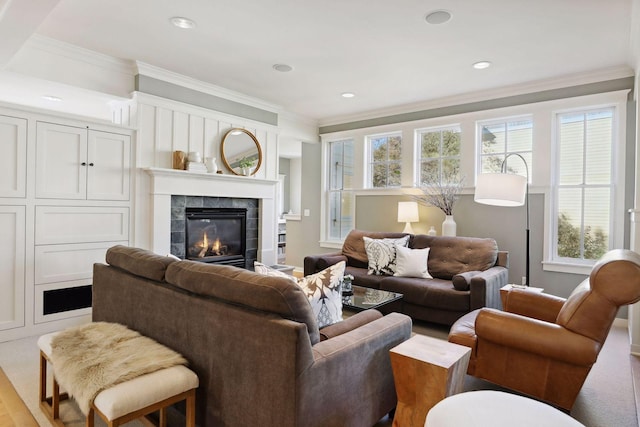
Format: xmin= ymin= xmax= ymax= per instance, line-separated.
xmin=543 ymin=97 xmax=627 ymax=274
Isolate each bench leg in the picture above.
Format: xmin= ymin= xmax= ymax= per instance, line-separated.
xmin=186 ymin=389 xmax=196 ymax=427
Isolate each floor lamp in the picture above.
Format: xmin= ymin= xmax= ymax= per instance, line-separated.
xmin=474 ymin=153 xmax=530 ymax=286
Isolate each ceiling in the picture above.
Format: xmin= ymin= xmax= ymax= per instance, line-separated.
xmin=1 ymin=0 xmax=636 ymax=124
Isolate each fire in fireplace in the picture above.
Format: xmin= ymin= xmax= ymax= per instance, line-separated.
xmin=185 ymin=207 xmax=247 ymax=267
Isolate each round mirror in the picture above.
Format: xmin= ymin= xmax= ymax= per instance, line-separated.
xmin=220 ymin=128 xmax=263 ymax=176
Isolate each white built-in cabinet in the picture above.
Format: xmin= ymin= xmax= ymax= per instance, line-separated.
xmin=0 ymin=104 xmax=132 ymax=342
xmin=35 ymin=122 xmax=130 ymax=200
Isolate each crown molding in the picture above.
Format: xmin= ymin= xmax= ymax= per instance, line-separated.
xmin=319 ymin=65 xmax=635 ymax=127
xmin=26 ymin=34 xmax=136 ymax=76
xmin=135 ymin=61 xmax=281 ymax=113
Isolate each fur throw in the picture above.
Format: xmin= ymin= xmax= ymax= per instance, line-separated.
xmin=50 ymin=322 xmax=187 ymax=415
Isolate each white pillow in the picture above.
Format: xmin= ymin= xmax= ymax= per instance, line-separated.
xmin=253 ymin=261 xmax=297 ymax=282
xmin=254 ymin=261 xmax=345 ymax=328
xmin=364 ymin=235 xmax=410 ymax=276
xmin=393 ymin=245 xmax=432 ymax=278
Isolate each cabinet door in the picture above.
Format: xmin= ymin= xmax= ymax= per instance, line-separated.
xmin=35 ymin=122 xmax=87 ymax=199
xmin=0 ymin=206 xmax=25 ymax=331
xmin=0 ymin=115 xmax=27 ymax=198
xmin=87 ymin=130 xmax=130 ymax=201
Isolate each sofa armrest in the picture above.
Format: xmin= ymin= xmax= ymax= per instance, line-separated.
xmin=319 ymin=310 xmax=383 ymax=341
xmin=503 ymin=289 xmax=566 ymax=322
xmin=469 ymin=266 xmax=509 ymax=310
xmin=299 ymin=312 xmax=412 ymax=423
xmin=304 ymin=252 xmax=346 ymax=275
xmin=475 ymin=308 xmax=599 ymax=366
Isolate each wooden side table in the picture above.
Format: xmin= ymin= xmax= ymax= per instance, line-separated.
xmin=390 ymin=335 xmax=471 ymax=427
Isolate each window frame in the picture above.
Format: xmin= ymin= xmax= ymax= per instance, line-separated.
xmin=415 ymin=124 xmax=462 ymax=186
xmin=366 ymin=131 xmax=403 ymax=189
xmin=324 ymin=138 xmax=355 ymax=244
xmin=476 ymin=115 xmax=534 ymax=183
xmin=548 ymin=105 xmax=618 ymax=270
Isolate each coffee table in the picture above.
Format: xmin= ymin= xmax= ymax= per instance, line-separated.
xmin=342 ymin=285 xmax=403 ymax=312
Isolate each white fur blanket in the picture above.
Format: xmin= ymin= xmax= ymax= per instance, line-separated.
xmin=50 ymin=322 xmax=187 ymax=415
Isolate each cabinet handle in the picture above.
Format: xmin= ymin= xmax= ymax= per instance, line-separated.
xmin=81 ymin=162 xmax=87 ymax=166
xmin=89 ymin=163 xmax=94 ymax=166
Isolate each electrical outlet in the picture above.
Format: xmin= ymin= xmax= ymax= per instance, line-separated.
xmin=303 ymin=209 xmax=310 ymax=217
xmin=522 ymin=276 xmax=527 ymax=285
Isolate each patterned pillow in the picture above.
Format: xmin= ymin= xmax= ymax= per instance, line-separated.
xmin=296 ymin=261 xmax=346 ymax=328
xmin=364 ymin=235 xmax=410 ymax=276
xmin=253 ymin=262 xmax=297 ymax=282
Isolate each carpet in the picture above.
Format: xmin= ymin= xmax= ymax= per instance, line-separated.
xmin=0 ymin=320 xmax=636 ymax=427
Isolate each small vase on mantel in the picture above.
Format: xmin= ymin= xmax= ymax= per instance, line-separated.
xmin=442 ymin=215 xmax=457 ymax=236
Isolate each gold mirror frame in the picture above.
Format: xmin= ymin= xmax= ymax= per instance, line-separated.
xmin=220 ymin=128 xmax=263 ymax=176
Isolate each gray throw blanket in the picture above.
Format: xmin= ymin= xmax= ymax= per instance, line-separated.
xmin=50 ymin=322 xmax=187 ymax=415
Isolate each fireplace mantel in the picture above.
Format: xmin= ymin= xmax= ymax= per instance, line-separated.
xmin=144 ymin=167 xmax=278 ymax=265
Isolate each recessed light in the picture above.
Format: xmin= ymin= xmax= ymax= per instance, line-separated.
xmin=42 ymin=95 xmax=62 ymax=102
xmin=425 ymin=10 xmax=452 ymax=25
xmin=341 ymin=92 xmax=355 ymax=98
xmin=170 ymin=17 xmax=196 ymax=29
xmin=473 ymin=61 xmax=492 ymax=69
xmin=273 ymin=64 xmax=293 ymax=72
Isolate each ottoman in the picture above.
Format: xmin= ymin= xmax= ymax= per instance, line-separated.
xmin=38 ymin=331 xmax=198 ymax=427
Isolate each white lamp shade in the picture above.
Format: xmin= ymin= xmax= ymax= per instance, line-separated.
xmin=475 ymin=173 xmax=527 ymax=207
xmin=397 ymin=201 xmax=419 ymax=223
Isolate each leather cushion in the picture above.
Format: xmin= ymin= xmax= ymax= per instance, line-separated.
xmin=106 ymin=245 xmax=177 ymax=282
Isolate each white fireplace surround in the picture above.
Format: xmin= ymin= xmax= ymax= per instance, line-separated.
xmin=144 ymin=168 xmax=278 ymax=266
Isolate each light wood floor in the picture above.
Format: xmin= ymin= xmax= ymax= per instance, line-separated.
xmin=0 ymin=368 xmax=38 ymax=427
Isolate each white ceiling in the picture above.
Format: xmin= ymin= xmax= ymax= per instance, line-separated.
xmin=1 ymin=0 xmax=636 ymax=123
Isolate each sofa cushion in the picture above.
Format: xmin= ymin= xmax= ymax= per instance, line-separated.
xmin=364 ymin=235 xmax=410 ymax=276
xmin=165 ymin=260 xmax=321 ymax=344
xmin=106 ymin=245 xmax=177 ymax=282
xmin=381 ymin=276 xmax=471 ymax=312
xmin=342 ymin=229 xmax=409 ymax=268
xmin=254 ymin=261 xmax=297 ymax=282
xmin=394 ymin=246 xmax=432 ymax=279
xmin=296 ymin=261 xmax=346 ymax=328
xmin=411 ymin=235 xmax=498 ymax=280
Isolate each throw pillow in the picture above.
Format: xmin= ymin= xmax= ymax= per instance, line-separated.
xmin=253 ymin=262 xmax=297 ymax=282
xmin=364 ymin=235 xmax=410 ymax=276
xmin=393 ymin=246 xmax=432 ymax=278
xmin=452 ymin=271 xmax=482 ymax=291
xmin=296 ymin=261 xmax=346 ymax=328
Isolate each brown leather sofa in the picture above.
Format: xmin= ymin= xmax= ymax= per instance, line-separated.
xmin=448 ymin=248 xmax=640 ymax=410
xmin=304 ymin=230 xmax=509 ymax=326
xmin=92 ymin=245 xmax=412 ymax=427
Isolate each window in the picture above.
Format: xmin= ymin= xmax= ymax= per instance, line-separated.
xmin=327 ymin=139 xmax=354 ymax=241
xmin=367 ymin=132 xmax=402 ymax=188
xmin=553 ymin=108 xmax=614 ymax=263
xmin=478 ymin=117 xmax=533 ymax=179
xmin=417 ymin=126 xmax=461 ymax=185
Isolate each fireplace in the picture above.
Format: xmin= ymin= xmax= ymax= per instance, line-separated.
xmin=170 ymin=195 xmax=259 ymax=269
xmin=185 ymin=207 xmax=247 ymax=267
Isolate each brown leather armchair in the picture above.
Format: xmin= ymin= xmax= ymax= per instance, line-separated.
xmin=448 ymin=249 xmax=640 ymax=410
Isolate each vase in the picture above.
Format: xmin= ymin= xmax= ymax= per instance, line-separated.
xmin=205 ymin=157 xmax=218 ymax=173
xmin=442 ymin=215 xmax=456 ymax=236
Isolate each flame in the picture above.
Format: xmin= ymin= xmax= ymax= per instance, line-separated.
xmin=213 ymin=238 xmax=220 ymax=253
xmin=203 ymin=233 xmax=209 ymax=249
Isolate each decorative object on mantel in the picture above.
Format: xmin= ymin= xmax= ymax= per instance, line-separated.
xmin=186 ymin=161 xmax=208 ymax=172
xmin=220 ymin=127 xmax=263 ymax=176
xmin=411 ymin=173 xmax=464 ymax=237
xmin=188 ymin=151 xmax=202 ymax=163
xmin=173 ymin=150 xmax=187 ymax=170
xmin=205 ymin=157 xmax=218 ymax=173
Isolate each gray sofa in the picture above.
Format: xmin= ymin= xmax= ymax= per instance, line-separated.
xmin=304 ymin=230 xmax=509 ymax=326
xmin=92 ymin=245 xmax=412 ymax=427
